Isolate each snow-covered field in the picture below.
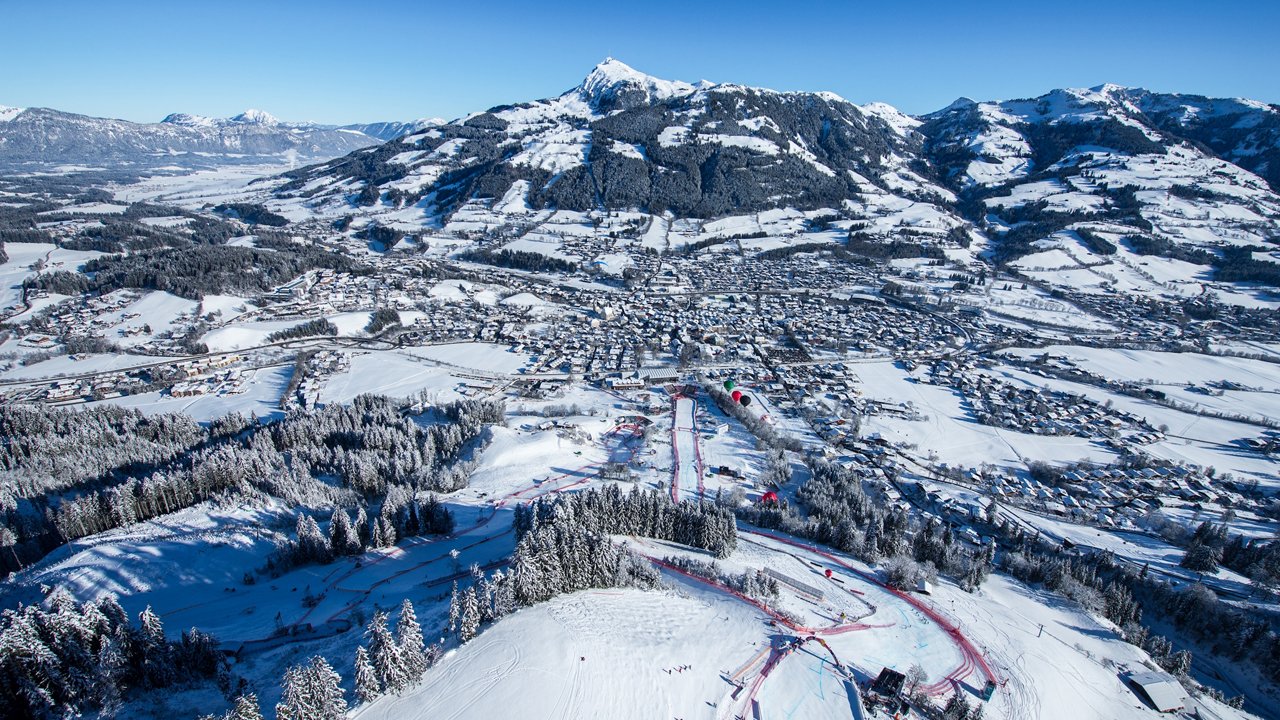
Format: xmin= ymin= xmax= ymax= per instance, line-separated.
xmin=319 ymin=352 xmax=467 ymax=404
xmin=988 ymin=363 xmax=1280 ymax=488
xmin=0 ymin=351 xmax=175 ymax=381
xmin=353 ymin=587 xmax=778 ymax=720
xmin=401 ymin=342 xmax=533 ymax=375
xmin=111 ymin=163 xmax=300 ymax=208
xmin=0 ymin=242 xmax=102 ymax=311
xmin=1006 ymin=346 xmax=1280 ymax=392
xmin=856 ymin=359 xmax=1119 ymax=470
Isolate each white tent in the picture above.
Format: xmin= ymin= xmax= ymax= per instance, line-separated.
xmin=1127 ymin=671 xmax=1187 ymax=713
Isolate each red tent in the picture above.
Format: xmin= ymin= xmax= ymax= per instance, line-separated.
xmin=760 ymin=491 xmax=779 ymax=504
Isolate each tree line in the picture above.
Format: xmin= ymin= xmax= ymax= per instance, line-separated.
xmin=266 ymin=318 xmax=338 ymax=342
xmin=213 ymin=203 xmax=289 ymax=227
xmin=513 ymin=483 xmax=738 ymax=558
xmin=267 ymin=491 xmax=455 ymax=576
xmin=986 ymin=514 xmax=1247 ymax=707
xmin=364 ymin=308 xmax=401 ymax=334
xmin=735 ymin=457 xmax=994 ymax=592
xmin=27 ymin=243 xmax=366 ymax=301
xmin=0 ymin=396 xmax=504 ymax=579
xmin=457 ymin=248 xmax=577 ymax=274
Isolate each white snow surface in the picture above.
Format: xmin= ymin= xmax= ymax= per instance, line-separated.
xmin=860 ymin=101 xmax=922 ymax=136
xmin=577 ymin=57 xmax=697 ymax=107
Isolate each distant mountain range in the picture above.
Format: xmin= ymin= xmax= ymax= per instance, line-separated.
xmin=6 ymin=60 xmax=1278 ymax=272
xmin=0 ymin=105 xmax=441 ymax=169
xmin=269 ymin=58 xmax=1279 ymax=269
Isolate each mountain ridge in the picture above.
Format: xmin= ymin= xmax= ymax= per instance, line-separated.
xmin=258 ymin=59 xmax=1278 ymax=284
xmin=0 ymin=105 xmax=430 ymax=169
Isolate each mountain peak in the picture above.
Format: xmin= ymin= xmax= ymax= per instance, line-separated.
xmin=1090 ymin=83 xmax=1131 ymax=96
xmin=161 ymin=112 xmax=216 ymax=127
xmin=0 ymin=105 xmax=26 ymax=123
xmin=589 ymin=57 xmax=635 ymax=79
xmin=232 ymin=108 xmax=279 ymax=125
xmin=577 ymin=58 xmax=696 ymax=111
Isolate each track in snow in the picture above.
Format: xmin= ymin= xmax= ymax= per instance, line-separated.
xmin=742 ymin=528 xmax=1000 ymax=695
xmin=668 ymin=393 xmax=705 ymax=502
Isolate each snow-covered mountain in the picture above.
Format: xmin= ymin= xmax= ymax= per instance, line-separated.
xmin=0 ymin=106 xmax=409 ymax=168
xmin=919 ymin=84 xmax=1280 ymax=193
xmin=278 ymin=58 xmax=950 ymax=220
xmin=338 ymin=118 xmax=446 ymax=142
xmin=1121 ymin=89 xmax=1280 ymax=192
xmin=920 ymin=84 xmax=1280 ymax=266
xmin=158 ymin=109 xmax=441 ymax=142
xmin=271 ymin=60 xmax=1280 ymax=278
xmin=577 ymin=56 xmax=702 ymax=112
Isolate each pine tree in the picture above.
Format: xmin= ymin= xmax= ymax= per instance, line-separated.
xmin=512 ymin=540 xmax=545 ymax=605
xmin=354 ymin=507 xmax=371 ymax=549
xmin=354 ymin=646 xmax=381 ymax=703
xmin=379 ymin=516 xmax=397 ymax=548
xmin=490 ymin=569 xmax=517 ymax=617
xmin=138 ymin=605 xmax=175 ymax=687
xmin=942 ymin=692 xmax=971 ymax=720
xmin=459 ymin=586 xmax=481 ymax=643
xmin=1167 ymin=649 xmax=1193 ymax=675
xmin=329 ymin=508 xmax=355 ymax=556
xmin=396 ymin=599 xmax=427 ymax=680
xmin=276 ymin=656 xmax=348 ymax=720
xmin=472 ymin=564 xmax=495 ymax=621
xmin=403 ymin=503 xmax=421 ymax=537
xmin=94 ymin=634 xmax=126 ymax=713
xmin=0 ymin=610 xmax=61 ymax=717
xmin=367 ymin=610 xmax=408 ymax=693
xmin=448 ymin=581 xmax=461 ymax=633
xmin=226 ymin=693 xmax=265 ymax=720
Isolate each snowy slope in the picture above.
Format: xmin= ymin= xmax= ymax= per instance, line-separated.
xmin=920 ymin=84 xmax=1280 ymax=302
xmin=271 ymin=58 xmax=946 ymax=224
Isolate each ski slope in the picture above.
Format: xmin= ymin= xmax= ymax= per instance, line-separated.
xmin=351 ymin=587 xmax=820 ymax=720
xmin=670 ymin=393 xmax=705 ymax=502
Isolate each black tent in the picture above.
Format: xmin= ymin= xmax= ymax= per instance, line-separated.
xmin=870 ymin=667 xmax=906 ymax=698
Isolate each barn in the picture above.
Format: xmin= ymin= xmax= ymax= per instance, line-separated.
xmin=1126 ymin=671 xmax=1187 ymax=713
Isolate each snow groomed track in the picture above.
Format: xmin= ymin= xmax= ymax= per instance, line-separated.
xmin=742 ymin=528 xmax=1000 ymax=695
xmin=641 ymin=553 xmax=875 ymax=720
xmin=669 ymin=392 xmax=705 ymax=502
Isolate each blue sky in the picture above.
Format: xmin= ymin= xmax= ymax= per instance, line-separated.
xmin=4 ymin=0 xmax=1277 ymax=124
